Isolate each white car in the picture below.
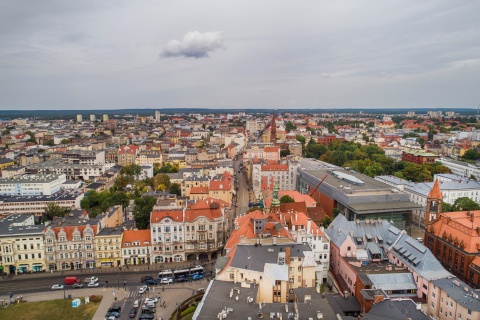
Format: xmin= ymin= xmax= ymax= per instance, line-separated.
xmin=161 ymin=277 xmax=173 ymax=284
xmin=51 ymin=284 xmax=64 ymax=290
xmin=90 ymin=276 xmax=99 ymax=283
xmin=87 ymin=282 xmax=100 ymax=287
xmin=139 ymin=285 xmax=148 ymax=294
xmin=144 ymin=298 xmax=158 ymax=304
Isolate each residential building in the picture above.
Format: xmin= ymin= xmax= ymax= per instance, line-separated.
xmin=95 ymin=227 xmax=123 ymax=268
xmin=134 ymin=150 xmax=162 ymax=166
xmin=1 ymin=166 xmax=26 ymax=178
xmin=251 ymin=159 xmax=299 ymax=200
xmin=76 ymin=114 xmax=82 ymax=123
xmin=428 ymin=277 xmax=480 ymax=320
xmin=118 ymin=145 xmax=140 ymax=166
xmin=438 ymin=157 xmax=480 ymax=179
xmin=0 ymin=214 xmax=45 ymax=275
xmin=122 ymin=229 xmax=151 ymax=265
xmin=90 ymin=114 xmax=95 ymax=122
xmin=150 ymin=197 xmax=229 ymax=263
xmin=43 ymin=223 xmax=97 ymax=271
xmin=26 ymin=160 xmax=105 ymax=180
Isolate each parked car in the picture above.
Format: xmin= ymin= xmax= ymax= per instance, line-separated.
xmin=84 ymin=276 xmax=99 ymax=283
xmin=88 ymin=282 xmax=100 ymax=287
xmin=161 ymin=277 xmax=173 ymax=284
xmin=139 ymin=285 xmax=148 ymax=294
xmin=129 ymin=308 xmax=137 ymax=318
xmin=145 ymin=279 xmax=158 ymax=285
xmin=176 ymin=277 xmax=188 ymax=283
xmin=105 ymin=316 xmax=117 ymax=320
xmin=192 ymin=274 xmax=203 ymax=281
xmin=144 ymin=298 xmax=158 ymax=304
xmin=51 ymin=284 xmax=64 ymax=290
xmin=108 ymin=305 xmax=122 ymax=313
xmin=141 ymin=306 xmax=155 ymax=314
xmin=72 ymin=283 xmax=84 ymax=289
xmin=416 ymin=237 xmax=424 ymax=243
xmin=139 ymin=314 xmax=155 ymax=320
xmin=140 ymin=276 xmax=153 ymax=283
xmin=105 ymin=312 xmax=120 ymax=318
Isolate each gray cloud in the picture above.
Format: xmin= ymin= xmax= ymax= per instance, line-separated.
xmin=161 ymin=31 xmax=224 ymax=58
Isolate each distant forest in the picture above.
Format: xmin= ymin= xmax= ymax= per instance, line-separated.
xmin=0 ymin=107 xmax=477 ymax=120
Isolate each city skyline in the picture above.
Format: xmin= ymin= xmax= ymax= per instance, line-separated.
xmin=1 ymin=1 xmax=479 ymax=110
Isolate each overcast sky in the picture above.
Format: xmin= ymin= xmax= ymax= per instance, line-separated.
xmin=0 ymin=0 xmax=479 ymax=110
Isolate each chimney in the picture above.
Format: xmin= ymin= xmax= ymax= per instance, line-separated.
xmin=307 ymin=218 xmax=312 ymax=234
xmin=470 ymin=211 xmax=475 ymax=223
xmin=285 ymin=246 xmax=291 ymax=266
xmin=295 ymin=212 xmax=298 ymax=221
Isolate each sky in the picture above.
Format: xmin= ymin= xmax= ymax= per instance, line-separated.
xmin=0 ymin=0 xmax=479 ymax=110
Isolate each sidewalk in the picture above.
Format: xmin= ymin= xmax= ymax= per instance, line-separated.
xmin=1 ymin=260 xmax=215 ymax=282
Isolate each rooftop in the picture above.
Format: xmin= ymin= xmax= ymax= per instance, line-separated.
xmin=432 ymin=277 xmax=480 ymax=311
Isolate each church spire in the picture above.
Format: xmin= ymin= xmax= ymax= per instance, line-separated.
xmin=271 ymin=183 xmax=280 ymax=214
xmin=426 ymin=179 xmax=442 ymax=225
xmin=270 ymin=112 xmax=277 ymax=143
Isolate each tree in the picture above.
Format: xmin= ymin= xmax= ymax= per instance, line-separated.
xmin=44 ymin=202 xmax=70 ymax=221
xmin=169 ymin=183 xmax=181 ymax=196
xmin=295 ymin=134 xmax=306 ymax=146
xmin=280 ymin=195 xmax=295 ymax=203
xmin=1 ymin=129 xmax=10 ymax=136
xmin=452 ymin=197 xmax=480 ymax=211
xmin=285 ymin=121 xmax=296 ymax=132
xmin=60 ymin=138 xmax=70 ymax=144
xmin=43 ymin=139 xmax=54 ymax=146
xmin=321 ymin=216 xmax=333 ymax=228
xmin=133 ymin=196 xmax=157 ymax=229
xmin=463 ymin=149 xmax=480 ymax=161
xmin=280 ymin=147 xmax=291 ymax=158
xmin=153 ymin=173 xmax=171 ymax=190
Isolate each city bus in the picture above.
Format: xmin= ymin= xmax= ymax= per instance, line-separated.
xmin=189 ymin=265 xmax=205 ymax=275
xmin=172 ymin=265 xmax=205 ymax=279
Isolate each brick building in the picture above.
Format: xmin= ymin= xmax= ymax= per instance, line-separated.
xmin=401 ymin=149 xmax=439 ymax=165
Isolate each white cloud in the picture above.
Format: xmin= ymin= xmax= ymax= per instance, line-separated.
xmin=161 ymin=31 xmax=224 ymax=59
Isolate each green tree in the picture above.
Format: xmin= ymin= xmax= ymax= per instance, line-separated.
xmin=121 ymin=164 xmax=142 ymax=180
xmin=43 ymin=139 xmax=54 ymax=146
xmin=133 ymin=196 xmax=157 ymax=229
xmin=169 ymin=183 xmax=181 ymax=196
xmin=1 ymin=129 xmax=10 ymax=136
xmin=452 ymin=197 xmax=480 ymax=211
xmin=295 ymin=134 xmax=306 ymax=146
xmin=285 ymin=121 xmax=296 ymax=132
xmin=280 ymin=147 xmax=291 ymax=158
xmin=397 ymin=163 xmax=432 ymax=182
xmin=44 ymin=202 xmax=71 ymax=221
xmin=463 ymin=149 xmax=480 ymax=161
xmin=280 ymin=195 xmax=295 ymax=203
xmin=442 ymin=202 xmax=453 ymax=213
xmin=60 ymin=138 xmax=70 ymax=144
xmin=321 ymin=216 xmax=333 ymax=228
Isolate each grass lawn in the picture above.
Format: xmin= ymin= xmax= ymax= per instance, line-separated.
xmin=0 ymin=297 xmax=102 ymax=320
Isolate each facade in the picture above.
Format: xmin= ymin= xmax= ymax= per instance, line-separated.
xmin=95 ymin=227 xmax=123 ymax=268
xmin=438 ymin=157 xmax=480 ymax=179
xmin=134 ymin=150 xmax=162 ymax=166
xmin=44 ymin=224 xmax=97 ymax=271
xmin=428 ymin=277 xmax=480 ymax=320
xmin=26 ymin=160 xmax=105 ymax=180
xmin=424 ymin=180 xmax=480 ymax=288
xmin=118 ymin=145 xmax=140 ymax=166
xmin=401 ymin=149 xmax=439 ymax=165
xmin=251 ymin=159 xmax=299 ymax=200
xmin=122 ymin=229 xmax=151 ymax=265
xmin=150 ymin=198 xmax=229 ymax=263
xmin=298 ymin=167 xmax=421 ymax=232
xmin=326 ymin=214 xmax=451 ymax=307
xmin=0 ymin=214 xmax=46 ymax=275
xmin=0 ymin=174 xmax=67 ymax=196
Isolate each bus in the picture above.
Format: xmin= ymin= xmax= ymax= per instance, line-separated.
xmin=172 ymin=265 xmax=205 ymax=279
xmin=158 ymin=269 xmax=173 ymax=279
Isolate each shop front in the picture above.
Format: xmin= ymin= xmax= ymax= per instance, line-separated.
xmin=32 ymin=263 xmax=43 ymax=272
xmin=86 ymin=260 xmax=96 ymax=269
xmin=18 ymin=264 xmax=29 ymax=274
xmin=99 ymin=258 xmax=114 ymax=268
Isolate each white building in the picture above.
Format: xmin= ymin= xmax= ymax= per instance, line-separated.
xmin=0 ymin=174 xmax=67 ymax=196
xmin=251 ymin=159 xmax=300 ymax=199
xmin=90 ymin=114 xmax=96 ymax=122
xmin=438 ymin=158 xmax=480 ymax=179
xmin=76 ymin=115 xmax=83 ymax=123
xmin=155 ymin=111 xmax=161 ymax=122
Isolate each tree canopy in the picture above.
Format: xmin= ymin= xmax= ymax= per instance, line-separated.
xmin=280 ymin=195 xmax=295 ymax=203
xmin=133 ymin=196 xmax=157 ymax=229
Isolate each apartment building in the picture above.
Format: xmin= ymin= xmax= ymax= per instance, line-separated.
xmin=0 ymin=214 xmax=45 ymax=275
xmin=95 ymin=227 xmax=123 ymax=268
xmin=0 ymin=174 xmax=67 ymax=196
xmin=122 ymin=229 xmax=151 ymax=265
xmin=150 ymin=197 xmax=229 ymax=263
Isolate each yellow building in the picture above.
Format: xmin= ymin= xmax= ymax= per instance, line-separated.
xmin=0 ymin=158 xmax=15 ymax=170
xmin=0 ymin=214 xmax=45 ymax=275
xmin=95 ymin=227 xmax=123 ymax=268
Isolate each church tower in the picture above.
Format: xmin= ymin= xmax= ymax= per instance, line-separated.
xmin=270 ymin=113 xmax=277 ymax=143
xmin=270 ymin=184 xmax=281 ymax=214
xmin=425 ymin=179 xmax=443 ymax=225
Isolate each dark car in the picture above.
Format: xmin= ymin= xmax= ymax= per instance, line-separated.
xmin=129 ymin=308 xmax=137 ymax=318
xmin=145 ymin=279 xmax=159 ymax=285
xmin=108 ymin=305 xmax=122 ymax=313
xmin=176 ymin=277 xmax=188 ymax=283
xmin=72 ymin=283 xmax=84 ymax=289
xmin=105 ymin=311 xmax=120 ymax=318
xmin=141 ymin=276 xmax=154 ymax=283
xmin=139 ymin=314 xmax=155 ymax=320
xmin=141 ymin=306 xmax=155 ymax=314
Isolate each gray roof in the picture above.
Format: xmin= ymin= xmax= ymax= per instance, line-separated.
xmin=194 ymin=280 xmax=337 ymax=320
xmin=97 ymin=226 xmax=123 ymax=236
xmin=230 ymin=244 xmax=312 ymax=272
xmin=367 ymin=273 xmax=417 ymax=291
xmin=432 ymin=278 xmax=480 ymax=311
xmin=366 ymin=299 xmax=429 ymax=320
xmin=326 ymin=214 xmax=451 ymax=281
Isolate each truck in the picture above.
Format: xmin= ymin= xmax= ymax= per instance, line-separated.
xmin=64 ymin=276 xmax=80 ymax=285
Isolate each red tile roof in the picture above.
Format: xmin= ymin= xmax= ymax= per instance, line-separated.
xmin=122 ymin=229 xmax=151 ymax=247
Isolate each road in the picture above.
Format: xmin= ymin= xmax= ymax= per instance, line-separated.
xmin=0 ymin=269 xmax=211 ymax=320
xmin=233 ymin=154 xmax=250 ymax=220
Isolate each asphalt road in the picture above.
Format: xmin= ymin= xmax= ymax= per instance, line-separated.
xmin=233 ymin=154 xmax=250 ymax=219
